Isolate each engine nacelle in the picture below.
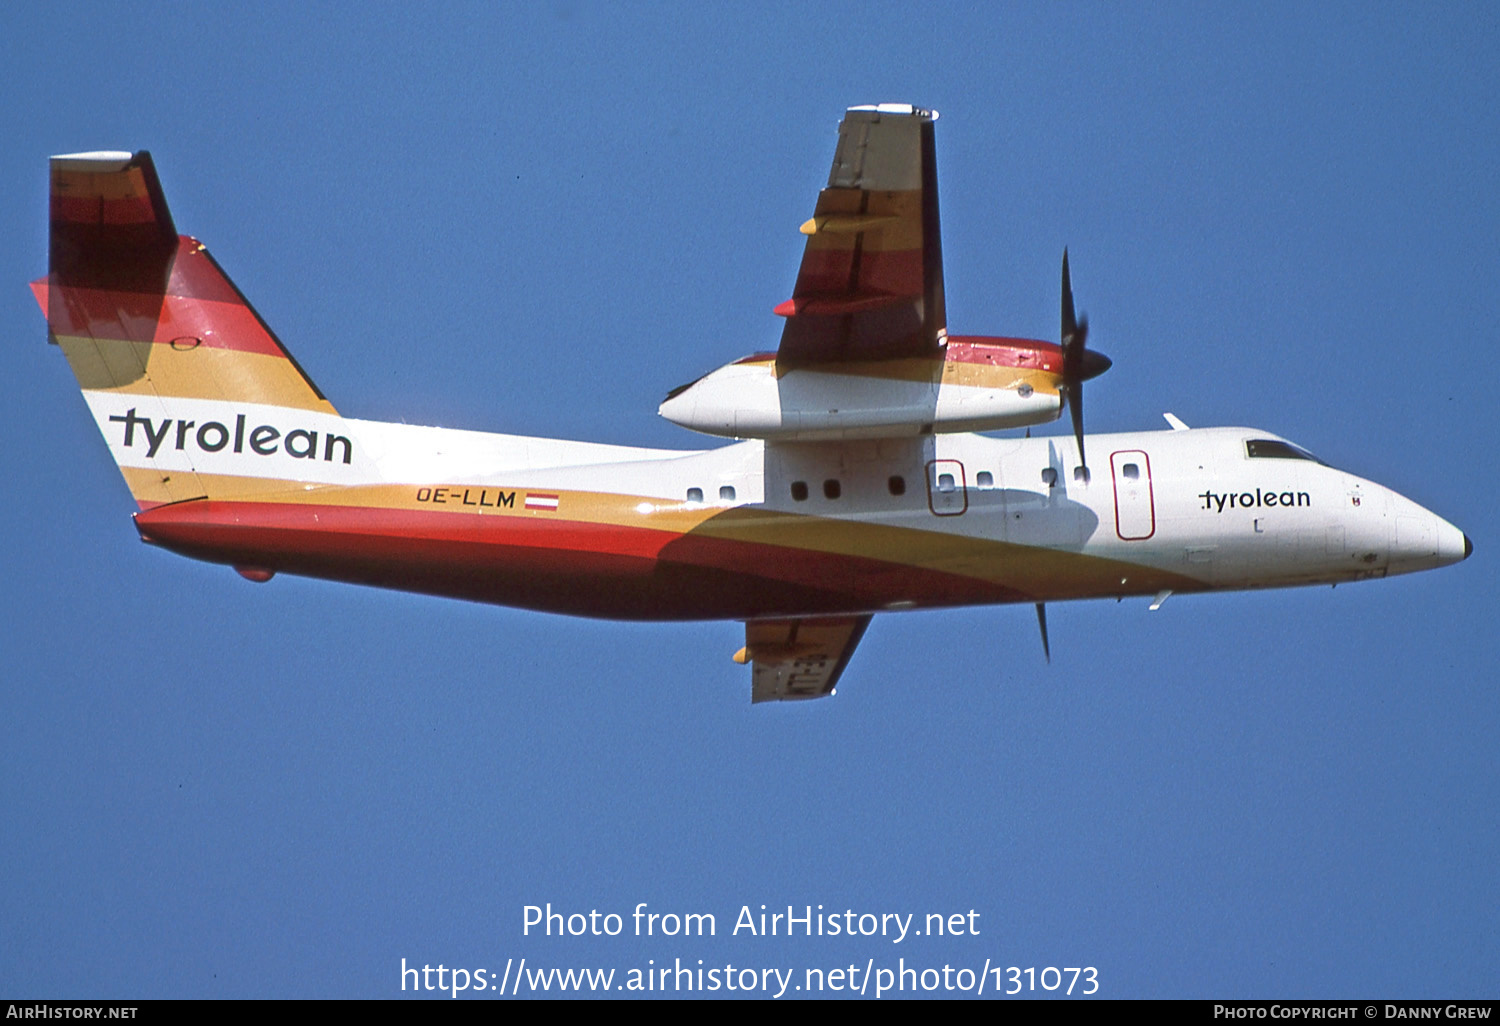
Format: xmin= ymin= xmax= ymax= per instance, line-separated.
xmin=659 ymin=337 xmax=1066 ymax=441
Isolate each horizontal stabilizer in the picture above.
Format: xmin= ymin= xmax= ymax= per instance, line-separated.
xmin=49 ymin=150 xmax=177 ymax=292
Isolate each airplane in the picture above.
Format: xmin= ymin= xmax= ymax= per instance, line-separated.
xmin=34 ymin=103 xmax=1469 ymax=702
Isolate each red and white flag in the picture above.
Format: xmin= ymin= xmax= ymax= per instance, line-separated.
xmin=525 ymin=492 xmax=560 ymax=511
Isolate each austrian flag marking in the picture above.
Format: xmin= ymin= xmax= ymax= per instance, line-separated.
xmin=525 ymin=492 xmax=560 ymax=512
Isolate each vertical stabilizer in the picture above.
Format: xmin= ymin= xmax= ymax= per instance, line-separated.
xmin=34 ymin=151 xmax=339 ymax=508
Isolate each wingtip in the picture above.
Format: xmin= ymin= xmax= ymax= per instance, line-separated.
xmin=847 ymin=102 xmax=938 ymax=120
xmin=50 ymin=150 xmax=136 ymax=171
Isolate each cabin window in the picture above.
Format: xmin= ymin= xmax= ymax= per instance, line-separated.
xmin=719 ymin=485 xmax=736 ymax=501
xmin=1122 ymin=463 xmax=1140 ymax=480
xmin=888 ymin=475 xmax=906 ymax=496
xmin=1041 ymin=467 xmax=1057 ymax=487
xmin=823 ymin=479 xmax=841 ymax=499
xmin=686 ymin=487 xmax=703 ymax=502
xmin=1246 ymin=439 xmax=1324 ymax=463
xmin=791 ymin=481 xmax=808 ymax=501
xmin=937 ymin=473 xmax=955 ymax=493
xmin=976 ymin=471 xmax=994 ymax=488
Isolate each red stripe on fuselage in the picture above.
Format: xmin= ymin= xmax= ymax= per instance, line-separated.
xmin=132 ymin=500 xmax=1024 ymax=620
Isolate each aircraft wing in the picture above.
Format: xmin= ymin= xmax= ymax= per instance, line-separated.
xmin=743 ymin=615 xmax=872 ymax=703
xmin=776 ymin=104 xmax=945 ymax=367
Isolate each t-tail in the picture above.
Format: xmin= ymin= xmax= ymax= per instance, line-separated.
xmin=32 ymin=151 xmax=346 ymax=509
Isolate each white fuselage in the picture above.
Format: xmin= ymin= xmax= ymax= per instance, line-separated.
xmin=618 ymin=425 xmax=1466 ymax=594
xmin=89 ymin=386 xmax=1465 ymax=605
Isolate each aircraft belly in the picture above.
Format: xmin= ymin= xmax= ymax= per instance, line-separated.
xmin=127 ymin=496 xmax=993 ymax=619
xmin=130 ymin=490 xmax=1207 ymax=619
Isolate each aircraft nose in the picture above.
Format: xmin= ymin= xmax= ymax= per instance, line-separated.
xmin=1434 ymin=517 xmax=1469 ymax=568
xmin=1385 ymin=493 xmax=1468 ymax=575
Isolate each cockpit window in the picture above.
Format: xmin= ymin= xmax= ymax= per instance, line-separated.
xmin=1246 ymin=439 xmax=1324 ymax=464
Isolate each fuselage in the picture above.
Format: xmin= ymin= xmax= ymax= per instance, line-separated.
xmin=123 ymin=401 xmax=1468 ymax=621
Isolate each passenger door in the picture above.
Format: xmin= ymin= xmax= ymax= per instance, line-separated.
xmin=925 ymin=459 xmax=967 ymax=516
xmin=1110 ymin=450 xmax=1155 ymax=540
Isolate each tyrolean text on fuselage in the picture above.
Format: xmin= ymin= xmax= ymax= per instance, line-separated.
xmin=1200 ymin=488 xmax=1309 ymax=512
xmin=106 ymin=408 xmax=352 ymax=464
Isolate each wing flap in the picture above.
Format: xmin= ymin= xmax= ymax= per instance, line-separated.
xmin=744 ymin=614 xmax=872 ymax=703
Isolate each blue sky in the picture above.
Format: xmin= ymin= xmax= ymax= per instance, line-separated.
xmin=2 ymin=2 xmax=1496 ymax=999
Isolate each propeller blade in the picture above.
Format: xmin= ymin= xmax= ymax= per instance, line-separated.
xmin=1035 ymin=602 xmax=1051 ymax=664
xmin=1068 ymin=383 xmax=1087 ymax=474
xmin=1061 ymin=249 xmax=1078 ymax=343
xmin=1059 ymin=249 xmax=1108 ymax=474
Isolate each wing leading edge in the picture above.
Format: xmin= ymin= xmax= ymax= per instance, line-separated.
xmin=776 ymin=104 xmax=945 ymax=367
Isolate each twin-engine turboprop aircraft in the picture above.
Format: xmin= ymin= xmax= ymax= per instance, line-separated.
xmin=35 ymin=104 xmax=1468 ymax=702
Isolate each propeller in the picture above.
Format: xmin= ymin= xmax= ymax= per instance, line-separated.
xmin=1035 ymin=602 xmax=1051 ymax=664
xmin=1059 ymin=249 xmax=1112 ymax=475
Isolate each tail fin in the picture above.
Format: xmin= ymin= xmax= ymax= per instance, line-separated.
xmin=33 ymin=151 xmax=341 ymax=508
